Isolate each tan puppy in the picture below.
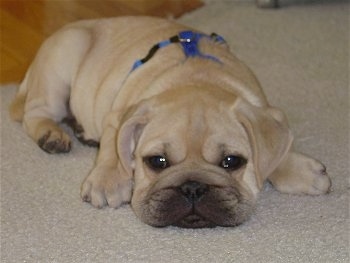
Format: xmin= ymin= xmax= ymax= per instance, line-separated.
xmin=10 ymin=17 xmax=331 ymax=228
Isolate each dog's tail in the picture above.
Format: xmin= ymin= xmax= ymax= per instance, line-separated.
xmin=9 ymin=72 xmax=30 ymax=122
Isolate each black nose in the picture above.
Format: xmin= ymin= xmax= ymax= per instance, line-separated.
xmin=179 ymin=181 xmax=209 ymax=202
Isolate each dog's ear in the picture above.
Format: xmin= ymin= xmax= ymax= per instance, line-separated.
xmin=234 ymin=99 xmax=293 ymax=189
xmin=116 ymin=101 xmax=151 ymax=177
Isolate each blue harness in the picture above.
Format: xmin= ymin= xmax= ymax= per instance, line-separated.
xmin=130 ymin=30 xmax=227 ymax=73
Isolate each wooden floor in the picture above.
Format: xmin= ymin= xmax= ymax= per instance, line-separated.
xmin=0 ymin=0 xmax=203 ymax=84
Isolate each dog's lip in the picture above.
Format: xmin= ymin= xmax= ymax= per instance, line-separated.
xmin=173 ymin=213 xmax=215 ymax=228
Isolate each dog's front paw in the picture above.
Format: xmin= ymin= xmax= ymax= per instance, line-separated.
xmin=269 ymin=152 xmax=332 ymax=195
xmin=303 ymin=159 xmax=332 ymax=195
xmin=80 ymin=165 xmax=132 ymax=208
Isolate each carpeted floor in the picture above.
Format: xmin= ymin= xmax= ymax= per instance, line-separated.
xmin=1 ymin=1 xmax=349 ymax=262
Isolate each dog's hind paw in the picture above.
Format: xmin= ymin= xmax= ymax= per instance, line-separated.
xmin=81 ymin=165 xmax=132 ymax=208
xmin=38 ymin=130 xmax=71 ymax=153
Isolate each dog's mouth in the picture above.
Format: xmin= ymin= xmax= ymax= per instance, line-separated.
xmin=173 ymin=213 xmax=215 ymax=228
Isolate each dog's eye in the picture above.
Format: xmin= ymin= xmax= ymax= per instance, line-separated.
xmin=220 ymin=155 xmax=247 ymax=170
xmin=144 ymin=156 xmax=169 ymax=171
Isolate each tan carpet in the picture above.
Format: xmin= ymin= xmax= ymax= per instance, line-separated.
xmin=1 ymin=1 xmax=349 ymax=262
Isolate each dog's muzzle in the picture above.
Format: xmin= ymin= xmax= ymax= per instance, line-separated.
xmin=141 ymin=178 xmax=254 ymax=228
xmin=174 ymin=181 xmax=215 ymax=228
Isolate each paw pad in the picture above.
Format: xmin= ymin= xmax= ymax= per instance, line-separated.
xmin=38 ymin=131 xmax=71 ymax=153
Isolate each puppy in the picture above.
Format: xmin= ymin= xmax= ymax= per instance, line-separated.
xmin=10 ymin=17 xmax=331 ymax=228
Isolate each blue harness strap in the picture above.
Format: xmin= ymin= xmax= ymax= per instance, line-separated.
xmin=130 ymin=31 xmax=226 ymax=73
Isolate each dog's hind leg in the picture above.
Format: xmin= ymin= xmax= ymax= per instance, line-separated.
xmin=10 ymin=78 xmax=71 ymax=153
xmin=268 ymin=151 xmax=331 ymax=195
xmin=19 ymin=66 xmax=73 ymax=154
xmin=11 ymin=26 xmax=92 ymax=153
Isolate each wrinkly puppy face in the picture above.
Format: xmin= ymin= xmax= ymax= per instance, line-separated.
xmin=128 ymin=86 xmax=261 ymax=228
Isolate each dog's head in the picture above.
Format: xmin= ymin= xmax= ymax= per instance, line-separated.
xmin=116 ymin=85 xmax=292 ymax=228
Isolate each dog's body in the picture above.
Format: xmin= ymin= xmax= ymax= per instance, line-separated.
xmin=10 ymin=17 xmax=331 ymax=228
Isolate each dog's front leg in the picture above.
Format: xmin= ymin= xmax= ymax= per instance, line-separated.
xmin=268 ymin=151 xmax=331 ymax=195
xmin=81 ymin=126 xmax=133 ymax=208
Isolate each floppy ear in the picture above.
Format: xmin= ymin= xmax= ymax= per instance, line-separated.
xmin=235 ymin=99 xmax=293 ymax=189
xmin=116 ymin=102 xmax=150 ymax=177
